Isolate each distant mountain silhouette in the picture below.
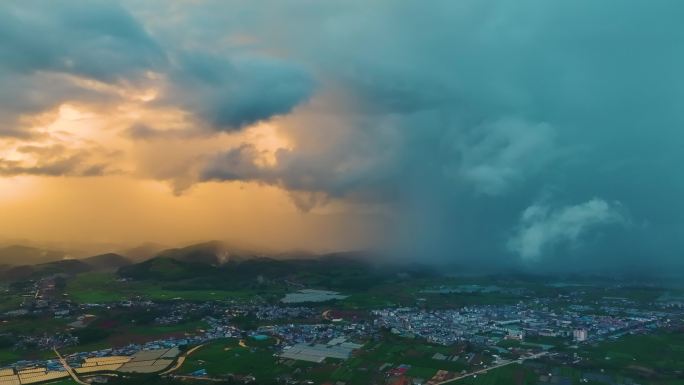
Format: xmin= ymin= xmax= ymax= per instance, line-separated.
xmin=118 ymin=242 xmax=168 ymax=262
xmin=0 ymin=259 xmax=92 ymax=281
xmin=0 ymin=240 xmax=428 ymax=289
xmin=0 ymin=245 xmax=67 ymax=265
xmin=82 ymin=253 xmax=132 ymax=270
xmin=0 ymin=252 xmax=130 ymax=281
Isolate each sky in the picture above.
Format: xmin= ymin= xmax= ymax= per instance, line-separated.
xmin=1 ymin=0 xmax=683 ymax=271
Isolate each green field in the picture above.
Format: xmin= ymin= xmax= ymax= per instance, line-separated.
xmin=65 ymin=272 xmax=269 ymax=303
xmin=364 ymin=340 xmax=469 ymax=372
xmin=0 ymin=294 xmax=22 ymax=312
xmin=178 ymin=338 xmax=294 ymax=381
xmin=127 ymin=319 xmax=208 ymax=335
xmin=0 ymin=347 xmax=56 ymax=365
xmin=470 ymin=331 xmax=684 ymax=385
xmin=0 ymin=317 xmax=68 ymax=334
xmin=320 ymin=335 xmax=475 ymax=384
xmin=580 ymin=331 xmax=684 ymax=378
xmin=0 ymin=348 xmax=21 ymax=365
xmin=457 ymin=364 xmax=537 ymax=385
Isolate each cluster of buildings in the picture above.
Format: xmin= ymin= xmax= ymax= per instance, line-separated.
xmin=0 ymin=344 xmax=183 ymax=385
xmin=373 ymin=300 xmax=671 ymax=347
xmin=421 ymin=284 xmax=529 ymax=296
xmin=3 ymin=277 xmax=76 ymax=318
xmin=252 ymin=305 xmax=318 ymax=321
xmin=1 ymin=278 xmax=683 ymax=384
xmin=10 ymin=333 xmax=77 ymax=352
xmin=260 ymin=322 xmax=370 ymax=346
xmin=0 ymin=299 xmax=372 ymax=384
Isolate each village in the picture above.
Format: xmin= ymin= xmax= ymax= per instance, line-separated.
xmin=1 ymin=279 xmax=682 ymax=384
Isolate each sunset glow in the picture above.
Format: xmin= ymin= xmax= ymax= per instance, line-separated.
xmin=1 ymin=0 xmax=683 ymax=270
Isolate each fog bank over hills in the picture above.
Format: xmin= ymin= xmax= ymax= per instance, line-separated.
xmin=0 ymin=240 xmax=318 ymax=270
xmin=0 ymin=239 xmax=681 ymax=279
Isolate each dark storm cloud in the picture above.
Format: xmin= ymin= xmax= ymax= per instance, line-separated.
xmin=165 ymin=53 xmax=314 ymax=130
xmin=0 ymin=0 xmax=164 ymax=81
xmin=192 ymin=0 xmax=684 ymax=270
xmin=0 ymin=0 xmax=164 ymax=135
xmin=0 ymin=0 xmax=314 ymax=136
xmin=202 ymin=112 xmax=407 ymax=204
xmin=2 ymin=0 xmax=683 ymax=270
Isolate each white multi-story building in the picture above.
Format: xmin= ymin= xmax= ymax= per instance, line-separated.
xmin=573 ymin=328 xmax=588 ymax=342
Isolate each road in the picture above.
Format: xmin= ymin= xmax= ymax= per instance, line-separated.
xmin=160 ymin=343 xmax=206 ymax=375
xmin=172 ymin=375 xmax=226 ymax=382
xmin=53 ymin=347 xmax=88 ymax=385
xmin=433 ymin=352 xmax=548 ymax=384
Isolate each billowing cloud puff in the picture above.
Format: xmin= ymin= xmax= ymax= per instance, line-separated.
xmin=508 ymin=199 xmax=627 ymax=261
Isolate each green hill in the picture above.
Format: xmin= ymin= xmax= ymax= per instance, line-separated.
xmin=117 ymin=257 xmax=215 ymax=281
xmin=155 ymin=241 xmax=258 ymax=265
xmin=117 ymin=251 xmax=434 ymax=292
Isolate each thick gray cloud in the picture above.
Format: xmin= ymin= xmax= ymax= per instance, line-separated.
xmin=454 ymin=118 xmax=557 ymax=196
xmin=3 ymin=0 xmax=684 ymax=271
xmin=0 ymin=0 xmax=314 ymax=136
xmin=0 ymin=1 xmax=163 ymax=81
xmin=165 ymin=53 xmax=314 ymax=130
xmin=191 ymin=0 xmax=684 ymax=270
xmin=0 ymin=0 xmax=165 ymax=134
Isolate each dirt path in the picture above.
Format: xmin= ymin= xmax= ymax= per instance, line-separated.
xmin=434 ymin=352 xmax=548 ymax=384
xmin=160 ymin=343 xmax=207 ymax=375
xmin=53 ymin=347 xmax=88 ymax=385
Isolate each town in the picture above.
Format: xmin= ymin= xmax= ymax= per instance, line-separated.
xmin=1 ymin=275 xmax=682 ymax=385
